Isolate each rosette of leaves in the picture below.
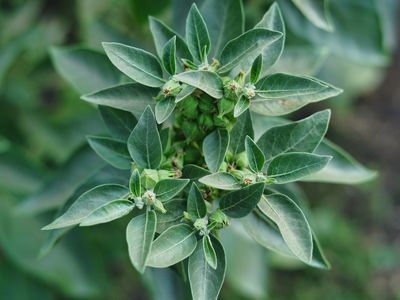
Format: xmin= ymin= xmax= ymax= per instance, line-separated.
xmin=44 ymin=1 xmax=376 ymax=299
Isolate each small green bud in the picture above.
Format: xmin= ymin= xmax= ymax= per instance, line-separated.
xmin=141 ymin=169 xmax=159 ymax=189
xmin=243 ymin=83 xmax=256 ymax=99
xmin=209 ymin=209 xmax=229 ymax=229
xmin=219 ymin=161 xmax=228 ymax=172
xmin=183 ymin=211 xmax=193 ymax=222
xmin=235 ymin=152 xmax=248 ymax=168
xmin=158 ymin=169 xmax=172 ymax=180
xmin=181 ymin=95 xmax=198 ymax=118
xmin=142 ymin=190 xmax=156 ymax=205
xmin=134 ymin=197 xmax=144 ymax=209
xmin=213 ymin=115 xmax=225 ymax=127
xmin=161 ymin=79 xmax=181 ymax=97
xmin=199 ymin=113 xmax=214 ymax=129
xmin=154 ymin=199 xmax=167 ymax=214
xmin=217 ymin=98 xmax=235 ymax=117
xmin=182 ymin=120 xmax=199 ymax=140
xmin=223 ymin=79 xmax=242 ymax=100
xmin=225 ymin=151 xmax=234 ymax=162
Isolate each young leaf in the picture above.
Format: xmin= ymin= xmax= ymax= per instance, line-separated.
xmin=81 ymin=84 xmax=157 ymax=116
xmin=42 ymin=184 xmax=129 ymax=230
xmin=188 ymin=235 xmax=226 ymax=300
xmin=200 ymin=0 xmax=245 ymax=58
xmin=147 ymin=224 xmax=197 ymax=267
xmin=250 ymin=54 xmax=263 ymax=84
xmin=199 ymin=172 xmax=241 ymax=190
xmin=102 ymin=42 xmax=165 ymax=87
xmin=182 ymin=164 xmax=212 ymax=180
xmin=154 ymin=178 xmax=190 ymax=202
xmin=186 ymin=3 xmax=211 ymax=62
xmin=257 ymin=110 xmax=331 ymax=161
xmin=229 ymin=110 xmax=254 ymax=155
xmin=233 ymin=96 xmax=250 ymax=118
xmin=257 ymin=193 xmax=313 ymax=263
xmin=174 ymin=71 xmax=223 ymax=99
xmin=126 ymin=210 xmax=157 ymax=273
xmin=219 ymin=28 xmax=282 ymax=73
xmin=245 ymin=136 xmax=265 ymax=173
xmin=99 ymin=106 xmax=137 ymax=141
xmin=129 ymin=169 xmax=141 ymax=197
xmin=203 ymin=235 xmax=217 ymax=269
xmin=267 ymin=152 xmax=331 ymax=184
xmin=187 ymin=182 xmax=207 ymax=219
xmin=203 ymin=129 xmax=230 ymax=172
xmin=155 ymin=96 xmax=176 ymax=123
xmin=162 ymin=36 xmax=177 ymax=75
xmin=127 ymin=106 xmax=163 ymax=169
xmin=219 ymin=182 xmax=264 ymax=218
xmin=79 ymin=200 xmax=134 ymax=226
xmin=292 ymin=0 xmax=333 ymax=32
xmin=87 ymin=136 xmax=131 ymax=170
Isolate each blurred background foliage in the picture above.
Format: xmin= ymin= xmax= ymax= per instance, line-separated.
xmin=0 ymin=0 xmax=399 ymax=299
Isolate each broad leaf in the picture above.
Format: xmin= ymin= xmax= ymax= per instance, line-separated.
xmin=257 ymin=193 xmax=313 ymax=263
xmin=42 ymin=184 xmax=129 ymax=229
xmin=233 ymin=96 xmax=250 ymax=117
xmin=267 ymin=152 xmax=331 ymax=183
xmin=187 ymin=183 xmax=207 ymax=219
xmin=127 ymin=106 xmax=163 ymax=169
xmin=126 ymin=210 xmax=157 ymax=273
xmin=155 ymin=97 xmax=176 ymax=123
xmin=257 ymin=109 xmax=330 ymax=161
xmin=103 ymin=42 xmax=165 ymax=87
xmin=99 ymin=106 xmax=137 ymax=141
xmin=203 ymin=129 xmax=230 ymax=172
xmin=200 ymin=0 xmax=244 ymax=58
xmin=182 ymin=164 xmax=212 ymax=180
xmin=250 ymin=54 xmax=263 ymax=84
xmin=162 ymin=36 xmax=177 ymax=75
xmin=199 ymin=172 xmax=241 ymax=190
xmin=81 ymin=83 xmax=157 ymax=116
xmin=156 ymin=198 xmax=186 ymax=233
xmin=188 ymin=235 xmax=226 ymax=300
xmin=186 ymin=4 xmax=210 ymax=61
xmin=87 ymin=136 xmax=131 ymax=169
xmin=80 ymin=199 xmax=134 ymax=226
xmin=291 ymin=0 xmax=333 ymax=31
xmin=203 ymin=235 xmax=218 ymax=269
xmin=245 ymin=136 xmax=265 ymax=173
xmin=147 ymin=224 xmax=197 ymax=267
xmin=176 ymin=84 xmax=197 ymax=102
xmin=129 ymin=169 xmax=141 ymax=197
xmin=174 ymin=71 xmax=223 ymax=98
xmin=154 ymin=179 xmax=190 ymax=202
xmin=229 ymin=110 xmax=254 ymax=155
xmin=219 ymin=28 xmax=282 ymax=73
xmin=220 ymin=183 xmax=265 ymax=218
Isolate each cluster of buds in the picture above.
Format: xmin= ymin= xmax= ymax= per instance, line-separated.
xmin=193 ymin=217 xmax=210 ymax=236
xmin=160 ymin=79 xmax=182 ymax=98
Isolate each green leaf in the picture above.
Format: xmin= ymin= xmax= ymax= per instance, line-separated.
xmin=257 ymin=110 xmax=330 ymax=161
xmin=149 ymin=16 xmax=192 ymax=62
xmin=79 ymin=199 xmax=134 ymax=226
xmin=174 ymin=71 xmax=223 ymax=98
xmin=162 ymin=36 xmax=177 ymax=75
xmin=156 ymin=198 xmax=186 ymax=233
xmin=250 ymin=54 xmax=262 ymax=84
xmin=188 ymin=235 xmax=226 ymax=300
xmin=176 ymin=84 xmax=197 ymax=102
xmin=199 ymin=172 xmax=241 ymax=190
xmin=154 ymin=179 xmax=190 ymax=202
xmin=147 ymin=224 xmax=197 ymax=267
xmin=229 ymin=110 xmax=254 ymax=155
xmin=42 ymin=184 xmax=129 ymax=229
xmin=255 ymin=2 xmax=285 ymax=77
xmin=127 ymin=106 xmax=163 ymax=169
xmin=182 ymin=164 xmax=212 ymax=180
xmin=203 ymin=129 xmax=230 ymax=172
xmin=267 ymin=152 xmax=331 ymax=184
xmin=87 ymin=136 xmax=131 ymax=170
xmin=126 ymin=210 xmax=157 ymax=273
xmin=160 ymin=127 xmax=171 ymax=151
xmin=220 ymin=183 xmax=264 ymax=218
xmin=219 ymin=28 xmax=282 ymax=73
xmin=50 ymin=47 xmax=121 ymax=94
xmin=301 ymin=139 xmax=377 ymax=184
xmin=252 ymin=74 xmax=342 ymax=116
xmin=233 ymin=96 xmax=250 ymax=118
xmin=257 ymin=193 xmax=313 ymax=263
xmin=187 ymin=182 xmax=207 ymax=219
xmin=203 ymin=235 xmax=218 ymax=269
xmin=81 ymin=83 xmax=157 ymax=116
xmin=245 ymin=136 xmax=265 ymax=173
xmin=291 ymin=0 xmax=333 ymax=32
xmin=155 ymin=97 xmax=176 ymax=124
xmin=129 ymin=169 xmax=141 ymax=197
xmin=200 ymin=0 xmax=244 ymax=58
xmin=99 ymin=106 xmax=137 ymax=141
xmin=103 ymin=42 xmax=165 ymax=87
xmin=186 ymin=3 xmax=211 ymax=62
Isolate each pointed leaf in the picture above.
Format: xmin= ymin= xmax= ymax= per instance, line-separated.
xmin=99 ymin=106 xmax=137 ymax=141
xmin=245 ymin=136 xmax=265 ymax=173
xmin=267 ymin=152 xmax=331 ymax=184
xmin=87 ymin=136 xmax=131 ymax=169
xmin=80 ymin=200 xmax=134 ymax=226
xmin=233 ymin=96 xmax=250 ymax=117
xmin=220 ymin=183 xmax=264 ymax=218
xmin=186 ymin=4 xmax=211 ymax=61
xmin=128 ymin=106 xmax=163 ymax=169
xmin=147 ymin=224 xmax=197 ymax=267
xmin=103 ymin=42 xmax=165 ymax=87
xmin=176 ymin=84 xmax=196 ymax=102
xmin=154 ymin=179 xmax=190 ymax=202
xmin=162 ymin=36 xmax=177 ymax=75
xmin=156 ymin=198 xmax=186 ymax=233
xmin=187 ymin=183 xmax=207 ymax=219
xmin=203 ymin=235 xmax=217 ymax=269
xmin=199 ymin=172 xmax=241 ymax=190
xmin=129 ymin=169 xmax=141 ymax=197
xmin=127 ymin=210 xmax=157 ymax=273
xmin=155 ymin=96 xmax=176 ymax=123
xmin=229 ymin=110 xmax=254 ymax=155
xmin=174 ymin=71 xmax=223 ymax=98
xmin=182 ymin=164 xmax=212 ymax=180
xmin=203 ymin=129 xmax=230 ymax=172
xmin=250 ymin=54 xmax=263 ymax=84
xmin=292 ymin=0 xmax=333 ymax=32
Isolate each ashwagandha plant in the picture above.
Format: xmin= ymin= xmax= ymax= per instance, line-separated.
xmin=43 ymin=1 xmax=376 ymax=299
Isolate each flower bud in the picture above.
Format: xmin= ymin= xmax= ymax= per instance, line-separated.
xmin=193 ymin=217 xmax=208 ymax=231
xmin=209 ymin=209 xmax=229 ymax=229
xmin=142 ymin=190 xmax=156 ymax=205
xmin=199 ymin=113 xmax=214 ymax=129
xmin=243 ymin=83 xmax=256 ymax=99
xmin=213 ymin=115 xmax=225 ymax=127
xmin=181 ymin=95 xmax=198 ymax=118
xmin=217 ymin=98 xmax=235 ymax=117
xmin=198 ymin=99 xmax=215 ymax=113
xmin=162 ymin=79 xmax=182 ymax=97
xmin=235 ymin=152 xmax=249 ymax=168
xmin=134 ymin=197 xmax=144 ymax=209
xmin=154 ymin=199 xmax=167 ymax=214
xmin=223 ymin=79 xmax=242 ymax=100
xmin=182 ymin=119 xmax=199 ymax=140
xmin=219 ymin=161 xmax=228 ymax=172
